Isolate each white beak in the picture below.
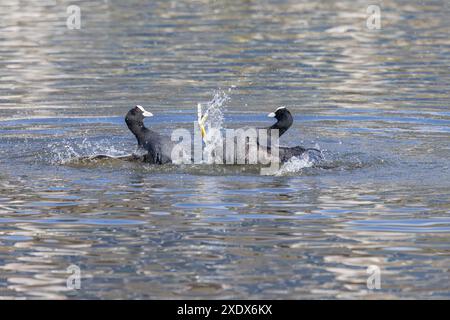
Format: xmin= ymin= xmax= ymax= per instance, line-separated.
xmin=268 ymin=112 xmax=276 ymax=118
xmin=136 ymin=105 xmax=153 ymax=117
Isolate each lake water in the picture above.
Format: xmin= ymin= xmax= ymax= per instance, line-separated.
xmin=1 ymin=0 xmax=450 ymax=299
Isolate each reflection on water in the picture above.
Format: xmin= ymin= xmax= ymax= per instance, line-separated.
xmin=1 ymin=0 xmax=450 ymax=299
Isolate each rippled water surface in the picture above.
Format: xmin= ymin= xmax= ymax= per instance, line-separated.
xmin=1 ymin=0 xmax=450 ymax=299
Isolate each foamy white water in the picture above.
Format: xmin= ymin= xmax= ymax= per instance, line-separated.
xmin=200 ymin=90 xmax=229 ymax=164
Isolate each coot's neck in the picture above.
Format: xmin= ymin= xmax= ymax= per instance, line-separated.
xmin=269 ymin=116 xmax=292 ymax=137
xmin=126 ymin=119 xmax=148 ymax=146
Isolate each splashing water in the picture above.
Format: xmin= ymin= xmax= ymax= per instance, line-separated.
xmin=199 ymin=90 xmax=230 ymax=164
xmin=275 ymin=154 xmax=315 ymax=176
xmin=275 ymin=148 xmax=325 ymax=176
xmin=45 ymin=137 xmax=131 ymax=165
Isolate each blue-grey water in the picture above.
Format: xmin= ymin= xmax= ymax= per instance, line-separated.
xmin=1 ymin=0 xmax=450 ymax=299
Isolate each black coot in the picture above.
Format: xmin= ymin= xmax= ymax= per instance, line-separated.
xmin=125 ymin=105 xmax=174 ymax=164
xmin=264 ymin=107 xmax=321 ymax=162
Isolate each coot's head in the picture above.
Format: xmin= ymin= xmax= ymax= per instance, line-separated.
xmin=268 ymin=106 xmax=293 ymax=132
xmin=125 ymin=105 xmax=153 ymax=126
